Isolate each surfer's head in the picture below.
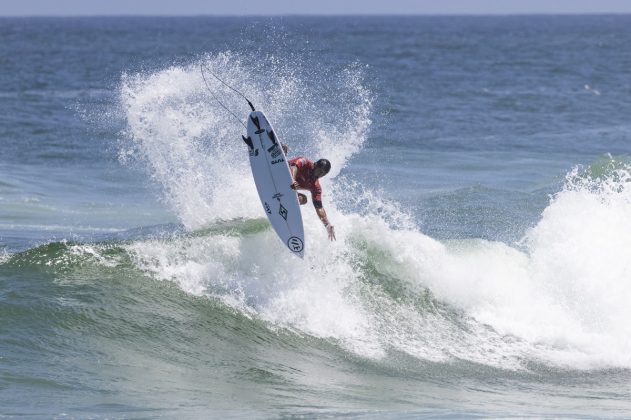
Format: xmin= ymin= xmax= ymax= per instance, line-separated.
xmin=314 ymin=159 xmax=331 ymax=178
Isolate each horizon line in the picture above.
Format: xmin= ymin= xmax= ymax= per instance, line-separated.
xmin=1 ymin=12 xmax=631 ymax=18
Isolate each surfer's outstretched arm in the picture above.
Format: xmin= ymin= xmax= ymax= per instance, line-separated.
xmin=314 ymin=203 xmax=336 ymax=241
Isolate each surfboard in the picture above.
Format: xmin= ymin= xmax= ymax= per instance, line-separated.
xmin=243 ymin=111 xmax=305 ymax=258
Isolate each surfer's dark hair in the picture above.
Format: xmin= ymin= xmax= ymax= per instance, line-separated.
xmin=315 ymin=159 xmax=331 ymax=175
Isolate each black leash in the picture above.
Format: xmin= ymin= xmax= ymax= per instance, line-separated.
xmin=200 ymin=62 xmax=256 ymax=130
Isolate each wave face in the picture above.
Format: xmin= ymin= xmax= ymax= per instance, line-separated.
xmin=4 ymin=161 xmax=631 ymax=379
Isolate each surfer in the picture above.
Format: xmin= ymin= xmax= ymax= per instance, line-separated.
xmin=287 ymin=153 xmax=336 ymax=241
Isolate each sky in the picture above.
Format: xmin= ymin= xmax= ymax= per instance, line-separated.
xmin=1 ymin=0 xmax=631 ymax=16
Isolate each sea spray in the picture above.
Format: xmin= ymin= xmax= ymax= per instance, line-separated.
xmin=119 ymin=52 xmax=372 ymax=229
xmin=119 ymin=57 xmax=257 ymax=228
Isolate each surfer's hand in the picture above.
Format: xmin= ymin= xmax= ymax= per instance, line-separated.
xmin=326 ymin=225 xmax=336 ymax=241
xmin=290 ymin=181 xmax=299 ymax=190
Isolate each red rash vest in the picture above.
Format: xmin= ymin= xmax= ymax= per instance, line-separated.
xmin=288 ymin=156 xmax=323 ymax=207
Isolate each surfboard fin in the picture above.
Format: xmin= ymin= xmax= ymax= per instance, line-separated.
xmin=266 ymin=130 xmax=277 ymax=145
xmin=242 ymin=135 xmax=254 ymax=150
xmin=250 ymin=115 xmax=261 ymax=130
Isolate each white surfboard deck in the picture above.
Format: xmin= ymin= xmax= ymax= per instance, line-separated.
xmin=244 ymin=110 xmax=305 ymax=258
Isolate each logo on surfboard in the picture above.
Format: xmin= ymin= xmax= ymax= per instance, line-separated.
xmin=287 ymin=236 xmax=303 ymax=253
xmin=269 ymin=144 xmax=281 ymax=158
xmin=279 ymin=204 xmax=288 ymax=220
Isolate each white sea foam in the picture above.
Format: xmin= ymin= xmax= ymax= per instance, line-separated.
xmin=118 ymin=53 xmax=631 ymax=370
xmin=0 ymin=248 xmax=10 ymax=265
xmin=121 ymin=163 xmax=631 ymax=370
xmin=410 ymin=165 xmax=631 ymax=370
xmin=518 ymin=166 xmax=631 ymax=367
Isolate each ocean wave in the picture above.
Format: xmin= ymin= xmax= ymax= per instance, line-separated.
xmin=5 ymin=159 xmax=631 ymax=373
xmin=23 ymin=48 xmax=622 ymax=371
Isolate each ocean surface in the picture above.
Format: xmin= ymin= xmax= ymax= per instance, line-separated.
xmin=2 ymin=15 xmax=631 ymax=418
